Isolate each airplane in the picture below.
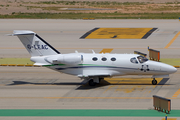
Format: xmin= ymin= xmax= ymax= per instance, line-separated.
xmin=9 ymin=30 xmax=177 ymax=86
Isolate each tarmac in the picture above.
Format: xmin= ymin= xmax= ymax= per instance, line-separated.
xmin=0 ymin=19 xmax=180 ymax=120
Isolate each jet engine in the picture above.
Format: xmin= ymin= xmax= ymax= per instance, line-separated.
xmin=55 ymin=54 xmax=83 ymax=65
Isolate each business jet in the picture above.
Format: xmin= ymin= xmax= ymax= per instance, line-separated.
xmin=10 ymin=30 xmax=177 ymax=86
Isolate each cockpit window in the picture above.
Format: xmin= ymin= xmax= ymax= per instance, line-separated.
xmin=137 ymin=56 xmax=148 ymax=63
xmin=130 ymin=57 xmax=138 ymax=64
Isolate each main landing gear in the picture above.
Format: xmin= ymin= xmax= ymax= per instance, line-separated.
xmin=152 ymin=78 xmax=157 ymax=85
xmin=89 ymin=79 xmax=96 ymax=86
xmin=88 ymin=77 xmax=104 ymax=86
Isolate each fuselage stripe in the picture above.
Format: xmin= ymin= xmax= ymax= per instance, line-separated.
xmin=45 ymin=64 xmax=167 ymax=73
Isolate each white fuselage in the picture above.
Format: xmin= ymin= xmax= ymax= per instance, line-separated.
xmin=31 ymin=53 xmax=177 ymax=78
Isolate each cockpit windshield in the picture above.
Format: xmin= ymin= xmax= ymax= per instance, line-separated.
xmin=130 ymin=57 xmax=138 ymax=64
xmin=137 ymin=56 xmax=148 ymax=63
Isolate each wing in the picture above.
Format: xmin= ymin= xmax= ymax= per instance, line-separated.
xmin=77 ymin=73 xmax=111 ymax=78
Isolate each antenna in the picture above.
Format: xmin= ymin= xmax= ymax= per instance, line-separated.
xmin=92 ymin=50 xmax=95 ymax=54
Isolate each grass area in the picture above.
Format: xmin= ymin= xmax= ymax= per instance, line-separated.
xmin=0 ymin=58 xmax=33 ymax=65
xmin=1 ymin=1 xmax=180 ymax=19
xmin=160 ymin=58 xmax=180 ymax=66
xmin=16 ymin=1 xmax=180 ymax=11
xmin=31 ymin=1 xmax=180 ymax=6
xmin=0 ymin=12 xmax=180 ymax=19
xmin=27 ymin=1 xmax=147 ymax=6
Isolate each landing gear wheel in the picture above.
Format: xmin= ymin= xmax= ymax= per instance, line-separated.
xmin=99 ymin=78 xmax=104 ymax=83
xmin=89 ymin=79 xmax=96 ymax=86
xmin=152 ymin=79 xmax=157 ymax=85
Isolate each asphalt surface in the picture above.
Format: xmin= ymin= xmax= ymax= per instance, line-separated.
xmin=0 ymin=19 xmax=180 ymax=120
xmin=0 ymin=19 xmax=180 ymax=58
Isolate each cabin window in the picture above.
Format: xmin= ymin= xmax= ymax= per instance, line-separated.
xmin=92 ymin=57 xmax=98 ymax=61
xmin=111 ymin=57 xmax=116 ymax=61
xmin=102 ymin=57 xmax=107 ymax=61
xmin=130 ymin=57 xmax=138 ymax=64
xmin=81 ymin=55 xmax=83 ymax=62
xmin=137 ymin=56 xmax=148 ymax=63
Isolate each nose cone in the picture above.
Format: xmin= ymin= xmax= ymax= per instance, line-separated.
xmin=162 ymin=64 xmax=177 ymax=74
xmin=148 ymin=60 xmax=177 ymax=74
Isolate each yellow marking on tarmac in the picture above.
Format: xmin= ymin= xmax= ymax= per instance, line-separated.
xmin=0 ymin=71 xmax=57 ymax=74
xmin=103 ymin=85 xmax=115 ymax=94
xmin=125 ymin=87 xmax=136 ymax=93
xmin=0 ymin=96 xmax=179 ymax=99
xmin=115 ymin=85 xmax=136 ymax=93
xmin=99 ymin=48 xmax=113 ymax=53
xmin=172 ymin=89 xmax=180 ymax=97
xmin=85 ymin=28 xmax=153 ymax=39
xmin=0 ymin=97 xmax=151 ymax=99
xmin=165 ymin=31 xmax=180 ymax=48
xmin=102 ymin=78 xmax=160 ymax=94
xmin=162 ymin=118 xmax=177 ymax=120
xmin=114 ymin=85 xmax=155 ymax=93
xmin=44 ymin=97 xmax=153 ymax=99
xmin=104 ymin=78 xmax=162 ymax=85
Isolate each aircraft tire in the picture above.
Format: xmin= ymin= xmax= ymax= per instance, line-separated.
xmin=99 ymin=78 xmax=104 ymax=82
xmin=152 ymin=79 xmax=157 ymax=85
xmin=89 ymin=79 xmax=96 ymax=86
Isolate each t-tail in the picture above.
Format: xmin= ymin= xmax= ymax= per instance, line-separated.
xmin=11 ymin=30 xmax=60 ymax=56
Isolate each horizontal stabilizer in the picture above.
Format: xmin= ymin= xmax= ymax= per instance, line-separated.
xmin=10 ymin=30 xmax=35 ymax=36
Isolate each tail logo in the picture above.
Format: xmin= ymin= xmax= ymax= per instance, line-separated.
xmin=27 ymin=44 xmax=48 ymax=50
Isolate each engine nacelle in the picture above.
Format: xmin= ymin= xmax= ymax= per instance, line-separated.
xmin=57 ymin=54 xmax=83 ymax=65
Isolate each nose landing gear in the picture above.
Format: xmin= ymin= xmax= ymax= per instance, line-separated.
xmin=152 ymin=78 xmax=157 ymax=85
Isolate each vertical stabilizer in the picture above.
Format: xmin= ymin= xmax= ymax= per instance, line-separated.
xmin=12 ymin=30 xmax=60 ymax=56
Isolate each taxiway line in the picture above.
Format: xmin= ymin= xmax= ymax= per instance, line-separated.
xmin=165 ymin=31 xmax=180 ymax=48
xmin=172 ymin=89 xmax=180 ymax=98
xmin=0 ymin=97 xmax=179 ymax=99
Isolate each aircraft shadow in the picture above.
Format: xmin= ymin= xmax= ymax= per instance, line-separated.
xmin=76 ymin=78 xmax=170 ymax=90
xmin=7 ymin=78 xmax=170 ymax=90
xmin=7 ymin=81 xmax=82 ymax=86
